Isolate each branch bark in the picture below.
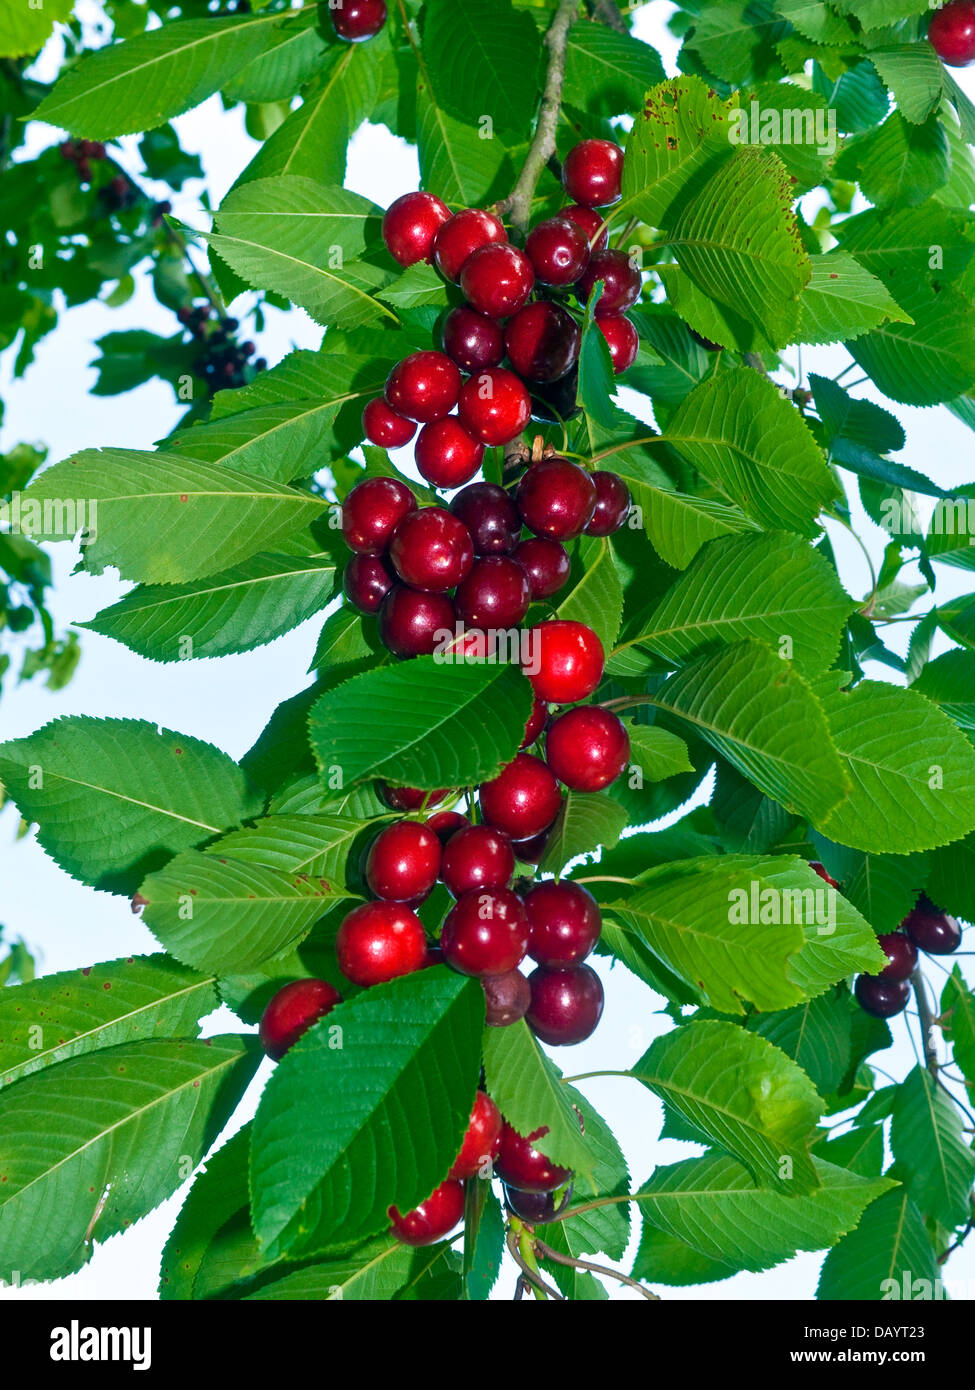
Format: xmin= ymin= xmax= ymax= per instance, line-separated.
xmin=912 ymin=967 xmax=940 ymax=1077
xmin=585 ymin=0 xmax=628 ymax=33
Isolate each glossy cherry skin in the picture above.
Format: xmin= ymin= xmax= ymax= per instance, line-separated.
xmin=809 ymin=861 xmax=841 ymax=890
xmin=441 ymin=305 xmax=505 ymax=373
xmin=855 ymin=973 xmax=910 ymax=1019
xmin=929 ymin=1 xmax=975 ymax=65
xmin=525 ymin=217 xmax=590 ymax=287
xmin=449 ymin=1091 xmax=504 ymax=1180
xmin=450 ymin=483 xmax=522 ymax=556
xmin=482 ymin=969 xmax=532 ymax=1026
xmin=871 ymin=932 xmax=918 ymax=984
xmin=441 ymin=824 xmax=516 ymax=898
xmin=513 ymin=536 xmax=571 ymax=599
xmin=563 ymin=139 xmax=623 ymax=207
xmin=362 ymin=397 xmax=416 ymax=449
xmin=380 ymin=784 xmax=451 ymax=811
xmin=585 ymin=471 xmax=632 ymax=535
xmin=460 ymin=243 xmax=535 ymax=319
xmin=529 ymin=367 xmax=581 ymax=425
xmin=331 ymin=0 xmax=387 ymax=42
xmin=342 ymin=476 xmax=416 ymax=555
xmin=458 ymin=368 xmax=532 ymax=447
xmin=597 ymin=315 xmax=639 ymax=375
xmin=434 ymin=208 xmax=507 ymax=282
xmin=561 ymin=203 xmax=608 ymax=250
xmin=344 ymin=552 xmax=396 ymax=614
xmin=389 ymin=1179 xmax=465 ymax=1246
xmin=516 ymin=458 xmax=597 ymax=540
xmin=511 ymin=830 xmax=551 ymax=865
xmin=495 ymin=1123 xmax=571 ymax=1193
xmin=426 ymin=809 xmax=470 ymax=844
xmin=904 ymin=894 xmax=963 ymax=954
xmin=385 ymin=350 xmax=462 ymax=423
xmin=379 ymin=585 xmax=455 ymax=657
xmin=259 ymin=978 xmax=342 ymax=1060
xmin=527 ymin=963 xmax=604 ymax=1045
xmin=503 ymin=1182 xmax=573 ymax=1223
xmin=441 ymin=888 xmax=530 ymax=977
xmin=336 ymin=900 xmax=428 ymax=986
xmin=546 ymin=705 xmax=629 ymax=792
xmin=389 ymin=507 xmax=474 ymax=592
xmin=415 ymin=418 xmax=485 ymax=489
xmin=383 ymin=191 xmax=451 ymax=267
xmin=365 ymin=820 xmax=442 ymax=902
xmin=479 ymin=753 xmax=562 ymax=841
xmin=524 ymin=881 xmax=602 ymax=968
xmin=504 ymin=302 xmax=581 ymax=384
xmin=521 ymin=697 xmax=548 ymax=749
xmin=526 ymin=620 xmax=605 ymax=703
xmin=576 ymin=249 xmax=642 ymax=318
xmin=454 ymin=555 xmax=531 ymax=628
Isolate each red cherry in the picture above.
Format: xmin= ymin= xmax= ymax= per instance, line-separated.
xmin=389 ymin=1179 xmax=465 ymax=1246
xmin=336 ymin=900 xmax=428 ymax=986
xmin=576 ymin=249 xmax=642 ymax=318
xmin=259 ymin=979 xmax=342 ymax=1060
xmin=597 ymin=315 xmax=639 ymax=375
xmin=331 ymin=0 xmax=387 ymax=42
xmin=441 ymin=888 xmax=530 ymax=977
xmin=562 ymin=139 xmax=624 ymax=207
xmin=459 ymin=243 xmax=535 ymax=319
xmin=380 ymin=784 xmax=451 ymax=811
xmin=904 ymin=894 xmax=963 ymax=954
xmin=382 ymin=191 xmax=451 ymax=267
xmin=560 ymin=203 xmax=609 ymax=251
xmin=385 ymin=351 xmax=462 ymax=423
xmin=362 ymin=397 xmax=417 ymax=449
xmin=855 ymin=974 xmax=910 ymax=1019
xmin=454 ymin=555 xmax=531 ymax=628
xmin=448 ymin=1091 xmax=503 ymax=1180
xmin=521 ymin=697 xmax=548 ymax=749
xmin=479 ymin=753 xmax=562 ymax=840
xmin=929 ymin=1 xmax=975 ymax=65
xmin=434 ymin=208 xmax=507 ymax=282
xmin=441 ymin=824 xmax=515 ymax=898
xmin=516 ymin=458 xmax=597 ymax=540
xmin=389 ymin=507 xmax=474 ymax=592
xmin=504 ymin=302 xmax=581 ymax=384
xmin=450 ymin=482 xmax=522 ymax=555
xmin=524 ymin=881 xmax=601 ymax=967
xmin=585 ymin=471 xmax=631 ymax=535
xmin=415 ymin=418 xmax=485 ymax=489
xmin=379 ymin=585 xmax=455 ymax=656
xmin=495 ymin=1123 xmax=571 ymax=1193
xmin=441 ymin=305 xmax=506 ymax=373
xmin=426 ymin=809 xmax=470 ymax=844
xmin=525 ymin=217 xmax=590 ymax=287
xmin=482 ymin=969 xmax=532 ymax=1026
xmin=545 ymin=705 xmax=629 ymax=791
xmin=809 ymin=861 xmax=841 ymax=890
xmin=458 ymin=368 xmax=531 ymax=447
xmin=342 ymin=476 xmax=417 ymax=554
xmin=526 ymin=620 xmax=604 ymax=703
xmin=344 ymin=552 xmax=396 ymax=614
xmin=872 ymin=932 xmax=919 ymax=984
xmin=365 ymin=821 xmax=442 ymax=902
xmin=503 ymin=1182 xmax=573 ymax=1223
xmin=527 ymin=963 xmax=604 ymax=1045
xmin=513 ymin=536 xmax=571 ymax=599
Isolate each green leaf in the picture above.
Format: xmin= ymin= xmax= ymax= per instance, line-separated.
xmin=164 ymin=401 xmax=358 ymax=481
xmin=0 ymin=955 xmax=216 ymax=1091
xmin=250 ymin=969 xmax=483 ymax=1257
xmin=422 ymin=0 xmax=540 ymax=138
xmin=849 ymin=278 xmax=975 ymax=407
xmin=242 ymin=1236 xmax=429 ymax=1301
xmin=890 ymin=1065 xmax=975 ymax=1229
xmin=20 ymin=450 xmax=327 ymax=585
xmin=0 ymin=0 xmax=74 ymax=59
xmin=538 ymin=793 xmax=628 ymax=878
xmin=941 ymin=966 xmax=975 ymax=1100
xmin=839 ymin=111 xmax=950 ymax=210
xmin=378 ymin=263 xmax=449 ymax=310
xmin=463 ymin=1184 xmax=504 ymax=1302
xmin=556 ymin=536 xmax=623 ymax=661
xmin=540 ymin=1092 xmax=630 ymax=1268
xmin=869 ymin=43 xmax=945 ymax=126
xmin=577 ymin=291 xmax=619 ymax=432
xmin=796 ymin=251 xmax=912 ymax=345
xmin=748 ymin=990 xmax=852 ymax=1096
xmin=0 ymin=1036 xmax=260 ymax=1281
xmin=220 ymin=10 xmax=326 ymax=105
xmin=817 ymin=1188 xmax=940 ymax=1300
xmin=0 ymin=716 xmax=261 ymax=893
xmin=641 ymin=487 xmax=760 ymax=570
xmin=809 ymin=373 xmax=906 ymax=454
xmin=307 ymin=657 xmax=534 ymax=791
xmin=666 ymin=370 xmax=838 ymax=537
xmin=926 ymin=494 xmax=975 ymax=571
xmin=159 ymin=1126 xmax=252 ymax=1300
xmin=563 ymin=22 xmax=666 ymax=118
xmin=619 ymin=76 xmax=734 ymax=228
xmin=626 ymin=725 xmax=694 ymax=780
xmin=416 ymin=91 xmax=521 ymax=208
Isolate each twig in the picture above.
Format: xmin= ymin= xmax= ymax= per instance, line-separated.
xmin=534 ymin=1239 xmax=660 ymax=1299
xmin=912 ymin=967 xmax=940 ymax=1077
xmin=505 ymin=1230 xmax=565 ymax=1300
xmin=585 ymin=0 xmax=628 ymax=33
xmin=495 ymin=0 xmax=580 ymax=235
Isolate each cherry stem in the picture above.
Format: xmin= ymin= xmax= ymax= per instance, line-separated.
xmin=505 ymin=1226 xmax=564 ymax=1299
xmin=572 ymin=874 xmax=638 ymax=888
xmin=533 ymin=1238 xmax=659 ymax=1299
xmin=911 ymin=966 xmax=940 ymax=1077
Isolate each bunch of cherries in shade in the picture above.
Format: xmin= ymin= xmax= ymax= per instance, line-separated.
xmin=361 ymin=137 xmax=640 ymax=481
xmin=853 ymin=893 xmax=964 ymax=1019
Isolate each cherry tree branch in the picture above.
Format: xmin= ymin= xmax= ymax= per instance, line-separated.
xmin=533 ymin=1239 xmax=660 ymax=1299
xmin=912 ymin=967 xmax=940 ymax=1077
xmin=584 ymin=0 xmax=628 ymax=33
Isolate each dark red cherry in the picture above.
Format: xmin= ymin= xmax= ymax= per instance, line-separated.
xmin=458 ymin=368 xmax=531 ymax=447
xmin=440 ymin=888 xmax=530 ymax=977
xmin=380 ymin=784 xmax=451 ymax=811
xmin=597 ymin=315 xmax=639 ymax=375
xmin=525 ymin=216 xmax=590 ymax=287
xmin=336 ymin=900 xmax=427 ymax=986
xmin=385 ymin=350 xmax=462 ymax=423
xmin=562 ymin=139 xmax=624 ymax=207
xmin=585 ymin=471 xmax=631 ymax=535
xmin=503 ymin=1182 xmax=574 ymax=1223
xmin=389 ymin=1179 xmax=465 ymax=1246
xmin=525 ymin=620 xmax=605 ymax=703
xmin=460 ymin=243 xmax=535 ymax=319
xmin=362 ymin=397 xmax=416 ymax=449
xmin=527 ymin=963 xmax=604 ymax=1045
xmin=482 ymin=969 xmax=532 ymax=1026
xmin=441 ymin=824 xmax=515 ymax=898
xmin=516 ymin=458 xmax=597 ymax=540
xmin=929 ymin=1 xmax=975 ymax=65
xmin=545 ymin=705 xmax=629 ymax=792
xmin=450 ymin=482 xmax=522 ymax=556
xmin=904 ymin=894 xmax=963 ymax=954
xmin=511 ymin=829 xmax=551 ymax=865
xmin=495 ymin=1123 xmax=571 ymax=1193
xmin=524 ymin=881 xmax=601 ymax=968
xmin=342 ymin=475 xmax=417 ymax=554
xmin=872 ymin=932 xmax=918 ymax=984
xmin=426 ymin=810 xmax=470 ymax=845
xmin=809 ymin=861 xmax=841 ymax=890
xmin=855 ymin=973 xmax=910 ymax=1019
xmin=331 ymin=0 xmax=387 ymax=42
xmin=344 ymin=552 xmax=396 ymax=614
xmin=382 ymin=191 xmax=451 ymax=267
xmin=415 ymin=418 xmax=485 ymax=489
xmin=521 ymin=697 xmax=548 ymax=749
xmin=560 ymin=203 xmax=609 ymax=250
xmin=389 ymin=507 xmax=474 ymax=592
xmin=504 ymin=302 xmax=581 ymax=383
xmin=259 ymin=979 xmax=342 ymax=1060
xmin=513 ymin=536 xmax=571 ymax=599
xmin=528 ymin=367 xmax=581 ymax=425
xmin=576 ymin=249 xmax=642 ymax=318
xmin=479 ymin=753 xmax=562 ymax=841
xmin=365 ymin=821 xmax=442 ymax=902
xmin=441 ymin=305 xmax=505 ymax=373
xmin=379 ymin=585 xmax=455 ymax=656
xmin=433 ymin=208 xmax=507 ymax=282
xmin=454 ymin=555 xmax=531 ymax=628
xmin=448 ymin=1091 xmax=503 ymax=1180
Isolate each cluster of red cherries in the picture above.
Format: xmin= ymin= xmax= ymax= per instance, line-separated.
xmin=853 ymin=891 xmax=963 ymax=1019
